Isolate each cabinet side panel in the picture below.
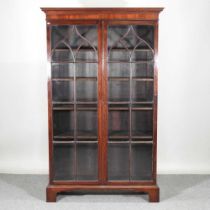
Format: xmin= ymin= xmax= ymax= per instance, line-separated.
xmin=47 ymin=24 xmax=54 ymax=183
xmin=152 ymin=22 xmax=159 ymax=183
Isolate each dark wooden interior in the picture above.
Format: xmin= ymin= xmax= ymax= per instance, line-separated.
xmin=41 ymin=7 xmax=163 ymax=202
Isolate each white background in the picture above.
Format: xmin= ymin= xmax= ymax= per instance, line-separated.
xmin=0 ymin=0 xmax=210 ymax=174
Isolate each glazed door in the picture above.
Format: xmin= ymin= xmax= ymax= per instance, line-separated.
xmin=105 ymin=22 xmax=156 ymax=182
xmin=50 ymin=23 xmax=102 ymax=182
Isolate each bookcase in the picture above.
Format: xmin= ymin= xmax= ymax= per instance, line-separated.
xmin=42 ymin=7 xmax=163 ymax=202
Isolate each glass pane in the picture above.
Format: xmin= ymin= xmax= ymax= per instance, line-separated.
xmin=53 ymin=110 xmax=74 ymax=137
xmin=132 ymin=63 xmax=154 ymax=78
xmin=76 ymin=143 xmax=98 ymax=180
xmin=132 ymin=110 xmax=153 ymax=136
xmin=76 ymin=63 xmax=97 ymax=77
xmin=108 ymin=143 xmax=129 ymax=180
xmin=71 ymin=25 xmax=98 ymax=55
xmin=109 ymin=50 xmax=130 ymax=62
xmin=108 ymin=25 xmax=154 ymax=57
xmin=77 ymin=110 xmax=97 ymax=137
xmin=108 ymin=25 xmax=129 ymax=48
xmin=109 ymin=80 xmax=129 ymax=102
xmin=132 ymin=81 xmax=153 ymax=102
xmin=131 ymin=50 xmax=153 ymax=61
xmin=52 ymin=63 xmax=74 ymax=78
xmin=52 ymin=81 xmax=73 ymax=102
xmin=51 ymin=24 xmax=98 ymax=183
xmin=75 ymin=50 xmax=96 ymax=62
xmin=109 ymin=110 xmax=129 ymax=137
xmin=52 ymin=49 xmax=74 ymax=62
xmin=53 ymin=144 xmax=74 ymax=180
xmin=51 ymin=25 xmax=98 ymax=62
xmin=107 ymin=24 xmax=154 ymax=182
xmin=108 ymin=63 xmax=130 ymax=77
xmin=131 ymin=144 xmax=153 ymax=180
xmin=76 ymin=80 xmax=97 ymax=102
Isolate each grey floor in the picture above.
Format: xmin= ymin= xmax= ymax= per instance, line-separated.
xmin=0 ymin=174 xmax=210 ymax=210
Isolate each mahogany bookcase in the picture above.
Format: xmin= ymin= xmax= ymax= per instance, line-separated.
xmin=41 ymin=8 xmax=163 ymax=202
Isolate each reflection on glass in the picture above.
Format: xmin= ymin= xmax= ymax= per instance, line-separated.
xmin=132 ymin=110 xmax=153 ymax=136
xmin=109 ymin=80 xmax=129 ymax=102
xmin=76 ymin=63 xmax=97 ymax=77
xmin=76 ymin=143 xmax=98 ymax=180
xmin=108 ymin=143 xmax=129 ymax=180
xmin=52 ymin=63 xmax=74 ymax=78
xmin=109 ymin=110 xmax=129 ymax=137
xmin=108 ymin=63 xmax=130 ymax=77
xmin=77 ymin=110 xmax=97 ymax=136
xmin=76 ymin=80 xmax=97 ymax=102
xmin=53 ymin=144 xmax=74 ymax=180
xmin=132 ymin=81 xmax=153 ymax=102
xmin=52 ymin=81 xmax=73 ymax=102
xmin=53 ymin=110 xmax=74 ymax=137
xmin=131 ymin=144 xmax=152 ymax=180
xmin=132 ymin=63 xmax=154 ymax=78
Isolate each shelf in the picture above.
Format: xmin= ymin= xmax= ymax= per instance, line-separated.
xmin=108 ymin=101 xmax=153 ymax=105
xmin=132 ymin=136 xmax=153 ymax=139
xmin=109 ymin=135 xmax=153 ymax=139
xmin=77 ymin=136 xmax=97 ymax=139
xmin=52 ymin=77 xmax=97 ymax=81
xmin=108 ymin=77 xmax=154 ymax=81
xmin=54 ymin=136 xmax=97 ymax=140
xmin=132 ymin=107 xmax=153 ymax=111
xmin=54 ymin=135 xmax=74 ymax=139
xmin=53 ymin=107 xmax=97 ymax=111
xmin=53 ymin=141 xmax=98 ymax=144
xmin=51 ymin=61 xmax=98 ymax=64
xmin=108 ymin=141 xmax=153 ymax=144
xmin=109 ymin=107 xmax=129 ymax=111
xmin=108 ymin=141 xmax=129 ymax=144
xmin=109 ymin=136 xmax=129 ymax=139
xmin=108 ymin=60 xmax=154 ymax=64
xmin=53 ymin=141 xmax=74 ymax=144
xmin=131 ymin=141 xmax=153 ymax=144
xmin=53 ymin=107 xmax=74 ymax=111
xmin=53 ymin=101 xmax=97 ymax=105
xmin=109 ymin=107 xmax=153 ymax=111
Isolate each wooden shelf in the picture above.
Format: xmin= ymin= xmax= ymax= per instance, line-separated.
xmin=53 ymin=101 xmax=98 ymax=105
xmin=109 ymin=135 xmax=153 ymax=139
xmin=77 ymin=136 xmax=97 ymax=139
xmin=132 ymin=136 xmax=153 ymax=139
xmin=108 ymin=77 xmax=153 ymax=81
xmin=53 ymin=107 xmax=74 ymax=111
xmin=131 ymin=141 xmax=153 ymax=144
xmin=108 ymin=141 xmax=153 ymax=144
xmin=108 ymin=60 xmax=154 ymax=64
xmin=109 ymin=107 xmax=153 ymax=111
xmin=52 ymin=77 xmax=97 ymax=81
xmin=53 ymin=107 xmax=97 ymax=111
xmin=109 ymin=135 xmax=129 ymax=139
xmin=108 ymin=101 xmax=153 ymax=105
xmin=53 ymin=141 xmax=98 ymax=144
xmin=54 ymin=135 xmax=74 ymax=139
xmin=51 ymin=61 xmax=98 ymax=64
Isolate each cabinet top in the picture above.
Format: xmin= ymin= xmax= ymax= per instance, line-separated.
xmin=41 ymin=7 xmax=163 ymax=22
